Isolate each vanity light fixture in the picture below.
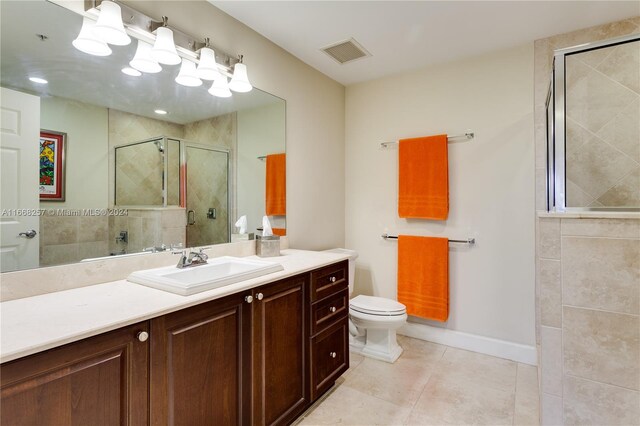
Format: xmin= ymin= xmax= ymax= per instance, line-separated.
xmin=196 ymin=42 xmax=221 ymax=81
xmin=151 ymin=18 xmax=181 ymax=66
xmin=121 ymin=67 xmax=142 ymax=77
xmin=129 ymin=40 xmax=162 ymax=74
xmin=72 ymin=17 xmax=112 ymax=56
xmin=208 ymin=75 xmax=232 ymax=98
xmin=28 ymin=77 xmax=48 ymax=84
xmin=229 ymin=55 xmax=252 ymax=93
xmin=154 ymin=109 xmax=168 ymax=115
xmin=93 ymin=0 xmax=130 ymax=46
xmin=175 ymin=58 xmax=202 ymax=87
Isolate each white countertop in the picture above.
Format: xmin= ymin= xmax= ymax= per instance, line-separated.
xmin=0 ymin=249 xmax=349 ymax=364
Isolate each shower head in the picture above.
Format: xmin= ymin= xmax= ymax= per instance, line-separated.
xmin=153 ymin=140 xmax=164 ymax=153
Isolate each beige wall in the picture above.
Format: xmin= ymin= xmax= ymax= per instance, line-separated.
xmin=40 ymin=96 xmax=108 ymax=210
xmin=345 ymin=44 xmax=536 ymax=347
xmin=534 ymin=17 xmax=640 ymax=426
xmin=121 ymin=0 xmax=346 ymax=250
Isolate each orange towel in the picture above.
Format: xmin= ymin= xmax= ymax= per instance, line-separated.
xmin=397 ymin=235 xmax=449 ymax=322
xmin=265 ymin=153 xmax=286 ymax=216
xmin=272 ymin=227 xmax=287 ymax=237
xmin=398 ymin=135 xmax=449 ymax=220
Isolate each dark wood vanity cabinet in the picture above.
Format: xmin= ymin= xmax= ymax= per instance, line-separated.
xmin=0 ymin=322 xmax=149 ymax=426
xmin=0 ymin=261 xmax=349 ymax=426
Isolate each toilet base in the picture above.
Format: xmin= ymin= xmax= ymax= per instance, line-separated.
xmin=349 ymin=328 xmax=403 ymax=363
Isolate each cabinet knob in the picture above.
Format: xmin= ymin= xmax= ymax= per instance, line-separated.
xmin=329 ymin=351 xmax=337 ymax=358
xmin=329 ymin=276 xmax=336 ymax=283
xmin=329 ymin=306 xmax=337 ymax=313
xmin=136 ymin=331 xmax=149 ymax=342
xmin=256 ymin=292 xmax=264 ymax=301
xmin=245 ymin=295 xmax=253 ymax=304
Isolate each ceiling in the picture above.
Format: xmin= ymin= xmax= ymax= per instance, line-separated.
xmin=212 ymin=1 xmax=640 ymax=85
xmin=0 ymin=0 xmax=281 ymax=125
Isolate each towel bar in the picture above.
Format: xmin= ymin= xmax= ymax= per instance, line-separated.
xmin=381 ymin=233 xmax=475 ymax=245
xmin=380 ymin=132 xmax=474 ymax=148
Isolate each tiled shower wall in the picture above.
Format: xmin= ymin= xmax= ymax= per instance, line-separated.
xmin=534 ymin=17 xmax=640 ymax=425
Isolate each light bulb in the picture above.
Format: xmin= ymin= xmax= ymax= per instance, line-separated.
xmin=175 ymin=59 xmax=202 ymax=87
xmin=229 ymin=62 xmax=252 ymax=93
xmin=208 ymin=76 xmax=232 ymax=98
xmin=72 ymin=17 xmax=112 ymax=57
xmin=129 ymin=40 xmax=162 ymax=73
xmin=151 ymin=27 xmax=181 ymax=65
xmin=196 ymin=47 xmax=221 ymax=81
xmin=93 ymin=0 xmax=131 ymax=46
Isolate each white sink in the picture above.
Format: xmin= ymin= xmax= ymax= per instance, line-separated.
xmin=127 ymin=256 xmax=284 ymax=295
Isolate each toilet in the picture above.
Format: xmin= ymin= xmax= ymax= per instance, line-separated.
xmin=324 ymin=249 xmax=407 ymax=363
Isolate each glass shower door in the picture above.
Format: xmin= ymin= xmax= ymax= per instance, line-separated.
xmin=184 ymin=144 xmax=230 ymax=247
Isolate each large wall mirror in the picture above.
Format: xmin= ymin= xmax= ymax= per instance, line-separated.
xmin=0 ymin=0 xmax=286 ymax=272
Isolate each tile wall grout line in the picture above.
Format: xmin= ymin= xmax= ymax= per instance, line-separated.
xmin=564 ymin=372 xmax=640 ymax=393
xmin=562 ymin=304 xmax=640 ymax=318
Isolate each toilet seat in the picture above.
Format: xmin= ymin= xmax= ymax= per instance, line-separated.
xmin=350 ymin=295 xmax=406 ymax=316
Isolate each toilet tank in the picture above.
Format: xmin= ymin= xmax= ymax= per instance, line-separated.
xmin=323 ymin=248 xmax=358 ymax=294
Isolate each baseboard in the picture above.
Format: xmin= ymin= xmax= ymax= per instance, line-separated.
xmin=398 ymin=322 xmax=538 ymax=366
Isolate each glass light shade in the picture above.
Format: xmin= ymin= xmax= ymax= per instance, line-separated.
xmin=93 ymin=1 xmax=131 ymax=46
xmin=151 ymin=27 xmax=181 ymax=65
xmin=229 ymin=62 xmax=252 ymax=92
xmin=129 ymin=40 xmax=162 ymax=73
xmin=208 ymin=76 xmax=232 ymax=98
xmin=121 ymin=67 xmax=141 ymax=77
xmin=72 ymin=18 xmax=112 ymax=57
xmin=196 ymin=48 xmax=221 ymax=81
xmin=175 ymin=59 xmax=202 ymax=87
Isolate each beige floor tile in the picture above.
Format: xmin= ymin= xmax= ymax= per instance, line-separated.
xmin=514 ymin=364 xmax=540 ymax=426
xmin=343 ymin=348 xmax=441 ymax=408
xmin=300 ymin=384 xmax=411 ymax=425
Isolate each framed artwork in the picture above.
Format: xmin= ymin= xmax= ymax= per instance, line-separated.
xmin=39 ymin=130 xmax=66 ymax=201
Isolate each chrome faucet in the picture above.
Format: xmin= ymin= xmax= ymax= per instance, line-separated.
xmin=176 ymin=249 xmax=209 ymax=268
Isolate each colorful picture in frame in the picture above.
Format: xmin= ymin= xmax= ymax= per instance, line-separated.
xmin=39 ymin=130 xmax=66 ymax=201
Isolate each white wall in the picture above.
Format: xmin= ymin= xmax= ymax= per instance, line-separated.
xmin=345 ymin=44 xmax=536 ymax=346
xmin=40 ymin=96 xmax=108 ymax=210
xmin=118 ymin=0 xmax=346 ymax=250
xmin=237 ymin=102 xmax=286 ymax=232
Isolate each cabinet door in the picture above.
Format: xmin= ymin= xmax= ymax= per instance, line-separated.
xmin=150 ymin=292 xmax=252 ymax=426
xmin=253 ymin=275 xmax=309 ymax=426
xmin=0 ymin=322 xmax=149 ymax=426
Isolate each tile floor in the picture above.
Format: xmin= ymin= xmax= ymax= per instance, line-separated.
xmin=297 ymin=336 xmax=540 ymax=425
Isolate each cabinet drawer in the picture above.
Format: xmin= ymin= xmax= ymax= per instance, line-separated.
xmin=311 ymin=289 xmax=348 ymax=335
xmin=311 ymin=261 xmax=348 ymax=302
xmin=310 ymin=319 xmax=349 ymax=401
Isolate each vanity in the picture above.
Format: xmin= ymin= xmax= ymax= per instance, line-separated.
xmin=0 ymin=250 xmax=350 ymax=425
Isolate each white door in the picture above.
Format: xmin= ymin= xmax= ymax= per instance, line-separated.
xmin=0 ymin=87 xmax=40 ymax=272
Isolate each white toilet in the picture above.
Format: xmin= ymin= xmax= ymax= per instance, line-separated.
xmin=324 ymin=249 xmax=407 ymax=363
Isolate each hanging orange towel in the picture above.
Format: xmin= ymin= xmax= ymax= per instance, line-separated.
xmin=266 ymin=153 xmax=286 ymax=216
xmin=397 ymin=235 xmax=449 ymax=322
xmin=272 ymin=227 xmax=287 ymax=237
xmin=398 ymin=135 xmax=449 ymax=220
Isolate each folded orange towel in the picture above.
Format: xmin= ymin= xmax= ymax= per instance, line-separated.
xmin=398 ymin=135 xmax=449 ymax=220
xmin=272 ymin=227 xmax=287 ymax=237
xmin=266 ymin=153 xmax=286 ymax=216
xmin=397 ymin=235 xmax=449 ymax=322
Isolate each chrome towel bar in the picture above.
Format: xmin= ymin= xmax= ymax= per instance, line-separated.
xmin=381 ymin=233 xmax=475 ymax=245
xmin=380 ymin=132 xmax=474 ymax=148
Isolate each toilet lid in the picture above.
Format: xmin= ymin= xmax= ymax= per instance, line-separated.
xmin=350 ymin=295 xmax=406 ymax=316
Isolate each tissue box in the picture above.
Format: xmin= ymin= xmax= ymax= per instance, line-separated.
xmin=256 ymin=235 xmax=280 ymax=257
xmin=231 ymin=233 xmax=254 ymax=243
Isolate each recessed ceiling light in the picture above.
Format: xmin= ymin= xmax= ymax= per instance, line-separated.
xmin=121 ymin=67 xmax=142 ymax=77
xmin=29 ymin=77 xmax=48 ymax=84
xmin=154 ymin=109 xmax=168 ymax=115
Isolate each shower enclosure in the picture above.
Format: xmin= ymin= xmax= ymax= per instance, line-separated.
xmin=114 ymin=137 xmax=230 ymax=247
xmin=546 ymin=33 xmax=639 ymax=211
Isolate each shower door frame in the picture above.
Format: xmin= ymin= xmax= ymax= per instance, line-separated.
xmin=549 ymin=33 xmax=640 ymax=212
xmin=181 ymin=141 xmax=232 ymax=245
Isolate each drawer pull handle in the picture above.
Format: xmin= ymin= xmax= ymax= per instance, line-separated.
xmin=256 ymin=292 xmax=264 ymax=301
xmin=245 ymin=295 xmax=253 ymax=304
xmin=329 ymin=352 xmax=337 ymax=358
xmin=136 ymin=331 xmax=149 ymax=342
xmin=329 ymin=276 xmax=337 ymax=283
xmin=329 ymin=306 xmax=337 ymax=313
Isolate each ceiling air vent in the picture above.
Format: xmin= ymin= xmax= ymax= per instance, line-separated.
xmin=321 ymin=38 xmax=371 ymax=64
